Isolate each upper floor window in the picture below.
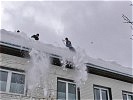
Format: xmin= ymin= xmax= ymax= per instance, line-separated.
xmin=50 ymin=56 xmax=62 ymax=66
xmin=0 ymin=68 xmax=25 ymax=94
xmin=50 ymin=54 xmax=62 ymax=66
xmin=123 ymin=91 xmax=133 ymax=100
xmin=57 ymin=78 xmax=77 ymax=100
xmin=50 ymin=54 xmax=74 ymax=69
xmin=0 ymin=45 xmax=30 ymax=58
xmin=94 ymin=85 xmax=111 ymax=100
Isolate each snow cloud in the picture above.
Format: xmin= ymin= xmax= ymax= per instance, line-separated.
xmin=1 ymin=1 xmax=132 ymax=67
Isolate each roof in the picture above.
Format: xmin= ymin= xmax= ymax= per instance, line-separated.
xmin=0 ymin=29 xmax=133 ymax=79
xmin=0 ymin=29 xmax=74 ymax=58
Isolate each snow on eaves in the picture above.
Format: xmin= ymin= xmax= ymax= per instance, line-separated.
xmin=0 ymin=29 xmax=132 ymax=76
xmin=86 ymin=57 xmax=133 ymax=76
xmin=0 ymin=29 xmax=75 ymax=58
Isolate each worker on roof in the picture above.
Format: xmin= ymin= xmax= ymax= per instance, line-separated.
xmin=63 ymin=37 xmax=75 ymax=52
xmin=65 ymin=37 xmax=72 ymax=48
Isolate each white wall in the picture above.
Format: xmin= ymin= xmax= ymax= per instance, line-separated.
xmin=0 ymin=53 xmax=132 ymax=100
xmin=0 ymin=53 xmax=29 ymax=70
xmin=80 ymin=73 xmax=133 ymax=100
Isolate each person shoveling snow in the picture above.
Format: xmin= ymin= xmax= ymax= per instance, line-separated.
xmin=63 ymin=37 xmax=75 ymax=52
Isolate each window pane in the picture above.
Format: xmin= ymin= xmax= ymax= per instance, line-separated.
xmin=102 ymin=90 xmax=108 ymax=100
xmin=50 ymin=57 xmax=61 ymax=66
xmin=0 ymin=71 xmax=8 ymax=91
xmin=94 ymin=88 xmax=100 ymax=100
xmin=128 ymin=95 xmax=133 ymax=100
xmin=123 ymin=94 xmax=127 ymax=100
xmin=68 ymin=83 xmax=76 ymax=100
xmin=57 ymin=81 xmax=66 ymax=100
xmin=10 ymin=73 xmax=25 ymax=94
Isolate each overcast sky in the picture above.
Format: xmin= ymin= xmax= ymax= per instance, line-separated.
xmin=1 ymin=1 xmax=132 ymax=67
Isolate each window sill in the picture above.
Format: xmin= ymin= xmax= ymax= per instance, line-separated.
xmin=0 ymin=91 xmax=25 ymax=96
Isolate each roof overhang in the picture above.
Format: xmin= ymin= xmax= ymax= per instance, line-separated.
xmin=87 ymin=63 xmax=133 ymax=83
xmin=0 ymin=40 xmax=133 ymax=83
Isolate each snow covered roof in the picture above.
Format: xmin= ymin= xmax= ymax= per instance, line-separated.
xmin=86 ymin=57 xmax=133 ymax=77
xmin=0 ymin=29 xmax=75 ymax=58
xmin=0 ymin=29 xmax=133 ymax=77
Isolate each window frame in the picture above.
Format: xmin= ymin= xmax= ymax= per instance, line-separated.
xmin=93 ymin=85 xmax=112 ymax=100
xmin=0 ymin=68 xmax=26 ymax=95
xmin=122 ymin=91 xmax=133 ymax=100
xmin=57 ymin=78 xmax=77 ymax=100
xmin=49 ymin=54 xmax=62 ymax=66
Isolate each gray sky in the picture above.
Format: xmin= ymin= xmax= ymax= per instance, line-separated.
xmin=1 ymin=1 xmax=132 ymax=67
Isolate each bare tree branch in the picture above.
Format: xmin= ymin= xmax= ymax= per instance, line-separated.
xmin=122 ymin=14 xmax=133 ymax=25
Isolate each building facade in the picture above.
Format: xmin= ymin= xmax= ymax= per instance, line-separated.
xmin=0 ymin=29 xmax=133 ymax=100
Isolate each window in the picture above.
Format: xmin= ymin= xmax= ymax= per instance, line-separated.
xmin=10 ymin=73 xmax=25 ymax=94
xmin=50 ymin=55 xmax=62 ymax=66
xmin=68 ymin=83 xmax=76 ymax=100
xmin=0 ymin=71 xmax=8 ymax=91
xmin=123 ymin=91 xmax=133 ymax=100
xmin=49 ymin=54 xmax=75 ymax=69
xmin=94 ymin=85 xmax=111 ymax=100
xmin=0 ymin=69 xmax=25 ymax=94
xmin=0 ymin=45 xmax=30 ymax=58
xmin=58 ymin=81 xmax=66 ymax=100
xmin=57 ymin=79 xmax=76 ymax=100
